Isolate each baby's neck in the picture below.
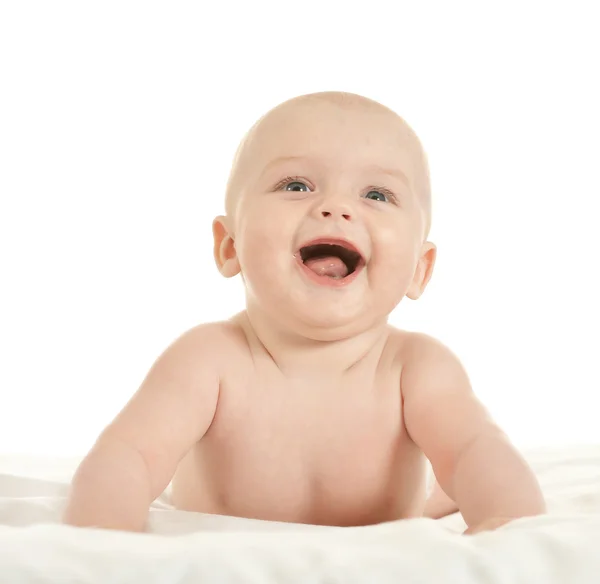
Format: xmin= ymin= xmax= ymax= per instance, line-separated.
xmin=234 ymin=308 xmax=390 ymax=378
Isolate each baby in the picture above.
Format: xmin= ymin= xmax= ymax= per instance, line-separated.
xmin=63 ymin=91 xmax=545 ymax=534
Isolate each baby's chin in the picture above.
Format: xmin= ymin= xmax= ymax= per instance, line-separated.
xmin=281 ymin=304 xmax=388 ymax=341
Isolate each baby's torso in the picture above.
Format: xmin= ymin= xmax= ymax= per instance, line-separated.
xmin=171 ymin=320 xmax=429 ymax=526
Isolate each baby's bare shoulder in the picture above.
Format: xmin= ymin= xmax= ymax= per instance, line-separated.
xmin=385 ymin=326 xmax=430 ymax=356
xmin=386 ymin=327 xmax=458 ymax=369
xmin=181 ymin=316 xmax=251 ymax=370
xmin=388 ymin=328 xmax=470 ymax=404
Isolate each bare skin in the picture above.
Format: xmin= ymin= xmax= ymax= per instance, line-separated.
xmin=172 ymin=314 xmax=434 ymax=526
xmin=64 ymin=92 xmax=545 ymax=534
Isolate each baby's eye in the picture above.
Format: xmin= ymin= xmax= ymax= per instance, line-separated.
xmin=364 ymin=189 xmax=393 ymax=203
xmin=283 ymin=180 xmax=310 ymax=192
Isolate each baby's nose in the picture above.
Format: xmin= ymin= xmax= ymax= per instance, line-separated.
xmin=317 ymin=199 xmax=353 ymax=221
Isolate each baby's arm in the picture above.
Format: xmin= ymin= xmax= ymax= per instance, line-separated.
xmin=63 ymin=326 xmax=220 ymax=532
xmin=401 ymin=333 xmax=546 ymax=531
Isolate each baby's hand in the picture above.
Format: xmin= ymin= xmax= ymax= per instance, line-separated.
xmin=463 ymin=516 xmax=515 ymax=535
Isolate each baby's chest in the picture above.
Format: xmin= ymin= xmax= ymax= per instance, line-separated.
xmin=211 ymin=378 xmax=407 ymax=501
xmin=228 ymin=376 xmax=398 ymax=443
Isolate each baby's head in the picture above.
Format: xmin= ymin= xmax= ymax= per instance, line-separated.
xmin=213 ymin=91 xmax=436 ymax=340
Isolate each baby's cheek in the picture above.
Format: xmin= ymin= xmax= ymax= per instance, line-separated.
xmin=237 ymin=222 xmax=290 ymax=279
xmin=371 ymin=244 xmax=417 ymax=297
xmin=242 ymin=223 xmax=283 ymax=257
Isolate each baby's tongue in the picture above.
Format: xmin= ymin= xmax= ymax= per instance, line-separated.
xmin=304 ymin=256 xmax=348 ymax=278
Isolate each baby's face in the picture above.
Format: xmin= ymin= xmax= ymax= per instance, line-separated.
xmin=216 ymin=98 xmax=435 ymax=339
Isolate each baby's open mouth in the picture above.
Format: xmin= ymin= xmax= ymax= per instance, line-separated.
xmin=298 ymin=242 xmax=364 ymax=280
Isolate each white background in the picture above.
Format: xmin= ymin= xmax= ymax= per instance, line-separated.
xmin=1 ymin=2 xmax=598 ymax=456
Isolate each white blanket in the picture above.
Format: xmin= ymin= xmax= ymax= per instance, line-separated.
xmin=1 ymin=445 xmax=600 ymax=583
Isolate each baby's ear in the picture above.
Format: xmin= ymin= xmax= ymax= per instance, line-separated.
xmin=212 ymin=216 xmax=240 ymax=278
xmin=406 ymin=242 xmax=436 ymax=300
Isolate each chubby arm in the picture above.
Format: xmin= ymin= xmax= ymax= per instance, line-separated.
xmin=63 ymin=325 xmax=220 ymax=532
xmin=401 ymin=333 xmax=546 ymax=530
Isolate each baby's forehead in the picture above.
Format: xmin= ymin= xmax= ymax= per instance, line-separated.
xmin=247 ymin=100 xmax=420 ymax=166
xmin=264 ymin=96 xmax=410 ymax=134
